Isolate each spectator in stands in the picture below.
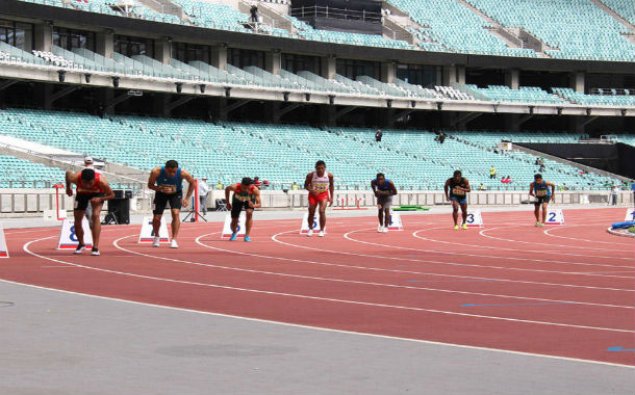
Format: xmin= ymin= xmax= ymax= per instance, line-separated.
xmin=262 ymin=179 xmax=270 ymax=188
xmin=198 ymin=177 xmax=210 ymax=215
xmin=478 ymin=183 xmax=487 ymax=191
xmin=250 ymin=4 xmax=259 ymax=23
xmin=291 ymin=181 xmax=300 ymax=190
xmin=216 ymin=180 xmax=224 ymax=190
xmin=253 ymin=176 xmax=262 ymax=188
xmin=539 ymin=163 xmax=546 ymax=172
xmin=434 ymin=132 xmax=446 ymax=144
xmin=375 ymin=129 xmax=383 ymax=142
xmin=489 ymin=165 xmax=496 ymax=179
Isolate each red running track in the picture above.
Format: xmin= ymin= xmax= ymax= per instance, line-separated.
xmin=1 ymin=208 xmax=634 ymax=366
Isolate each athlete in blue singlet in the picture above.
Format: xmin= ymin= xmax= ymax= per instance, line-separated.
xmin=147 ymin=160 xmax=195 ymax=248
xmin=445 ymin=170 xmax=471 ymax=230
xmin=371 ymin=173 xmax=398 ymax=233
xmin=529 ymin=173 xmax=556 ymax=227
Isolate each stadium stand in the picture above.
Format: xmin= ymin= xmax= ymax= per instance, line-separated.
xmin=0 ymin=109 xmax=620 ymax=190
xmin=0 ymin=154 xmax=64 ymax=188
xmin=464 ymin=0 xmax=635 ymax=61
xmin=387 ymin=0 xmax=536 ymax=57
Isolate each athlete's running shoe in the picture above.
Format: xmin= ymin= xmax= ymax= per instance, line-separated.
xmin=453 ymin=225 xmax=459 ymax=231
xmin=537 ymin=222 xmax=544 ymax=227
xmin=74 ymin=244 xmax=86 ymax=254
xmin=382 ymin=227 xmax=389 ymax=233
xmin=318 ymin=231 xmax=325 ymax=237
xmin=152 ymin=237 xmax=160 ymax=247
xmin=535 ymin=221 xmax=541 ymax=227
xmin=462 ymin=224 xmax=468 ymax=230
xmin=307 ymin=229 xmax=313 ymax=237
xmin=377 ymin=225 xmax=384 ymax=233
xmin=170 ymin=239 xmax=179 ymax=249
xmin=244 ymin=236 xmax=252 ymax=242
xmin=90 ymin=248 xmax=100 ymax=256
xmin=229 ymin=232 xmax=238 ymax=241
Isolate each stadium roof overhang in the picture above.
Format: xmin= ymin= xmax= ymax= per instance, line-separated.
xmin=1 ymin=0 xmax=634 ymax=74
xmin=1 ymin=60 xmax=633 ymax=117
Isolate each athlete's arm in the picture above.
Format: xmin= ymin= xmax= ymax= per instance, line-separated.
xmin=224 ymin=184 xmax=236 ymax=210
xmin=147 ymin=168 xmax=161 ymax=192
xmin=529 ymin=182 xmax=535 ymax=196
xmin=389 ymin=181 xmax=398 ymax=196
xmin=65 ymin=170 xmax=76 ymax=197
xmin=328 ymin=173 xmax=335 ymax=206
xmin=444 ymin=179 xmax=450 ymax=200
xmin=548 ymin=182 xmax=556 ymax=198
xmin=181 ymin=170 xmax=195 ymax=208
xmin=252 ymin=188 xmax=262 ymax=209
xmin=94 ymin=179 xmax=115 ymax=204
xmin=370 ymin=180 xmax=378 ymax=196
xmin=304 ymin=173 xmax=314 ymax=194
xmin=463 ymin=179 xmax=471 ymax=193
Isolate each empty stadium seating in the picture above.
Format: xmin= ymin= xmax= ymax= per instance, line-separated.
xmin=0 ymin=109 xmax=620 ymax=190
xmin=0 ymin=154 xmax=64 ymax=188
xmin=465 ymin=0 xmax=635 ymax=61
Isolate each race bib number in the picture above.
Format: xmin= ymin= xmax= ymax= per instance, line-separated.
xmin=452 ymin=187 xmax=465 ymax=196
xmin=159 ymin=184 xmax=176 ymax=194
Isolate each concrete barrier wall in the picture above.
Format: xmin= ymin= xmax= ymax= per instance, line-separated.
xmin=0 ymin=189 xmax=632 ymax=215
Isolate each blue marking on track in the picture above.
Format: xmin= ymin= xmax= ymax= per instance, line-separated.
xmin=607 ymin=346 xmax=635 ymax=352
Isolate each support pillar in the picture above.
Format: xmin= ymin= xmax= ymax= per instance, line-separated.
xmin=321 ymin=55 xmax=337 ymax=79
xmin=381 ymin=61 xmax=397 ymax=84
xmin=571 ymin=71 xmax=585 ymax=93
xmin=211 ymin=45 xmax=228 ymax=70
xmin=96 ymin=29 xmax=114 ymax=58
xmin=34 ymin=23 xmax=53 ymax=52
xmin=156 ymin=37 xmax=172 ymax=64
xmin=505 ymin=69 xmax=520 ymax=89
xmin=266 ymin=50 xmax=282 ymax=75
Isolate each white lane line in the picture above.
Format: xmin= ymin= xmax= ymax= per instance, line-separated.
xmin=2 ymin=277 xmax=633 ymax=370
xmin=411 ymin=228 xmax=635 ymax=269
xmin=479 ymin=227 xmax=633 ymax=260
xmin=543 ymin=225 xmax=635 ymax=246
xmin=340 ymin=228 xmax=634 ymax=280
xmin=187 ymin=233 xmax=633 ymax=310
xmin=270 ymin=230 xmax=635 ymax=293
xmin=20 ymin=236 xmax=635 ymax=335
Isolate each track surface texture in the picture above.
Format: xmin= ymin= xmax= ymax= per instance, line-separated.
xmin=1 ymin=208 xmax=634 ymax=370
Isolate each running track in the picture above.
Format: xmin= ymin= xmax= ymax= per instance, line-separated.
xmin=1 ymin=208 xmax=634 ymax=367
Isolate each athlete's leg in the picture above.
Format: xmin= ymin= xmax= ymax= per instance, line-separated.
xmin=74 ymin=209 xmax=86 ymax=246
xmin=541 ymin=202 xmax=548 ymax=224
xmin=318 ymin=199 xmax=328 ymax=231
xmin=245 ymin=209 xmax=254 ymax=236
xmin=534 ymin=203 xmax=541 ymax=223
xmin=90 ymin=200 xmax=104 ymax=249
xmin=170 ymin=208 xmax=181 ymax=240
xmin=377 ymin=206 xmax=384 ymax=226
xmin=460 ymin=202 xmax=468 ymax=224
xmin=451 ymin=200 xmax=459 ymax=226
xmin=308 ymin=203 xmax=317 ymax=230
xmin=384 ymin=207 xmax=391 ymax=226
xmin=152 ymin=214 xmax=163 ymax=236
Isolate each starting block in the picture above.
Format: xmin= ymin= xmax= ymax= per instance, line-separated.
xmin=57 ymin=218 xmax=93 ymax=250
xmin=0 ymin=223 xmax=8 ymax=258
xmin=624 ymin=208 xmax=635 ymax=222
xmin=545 ymin=209 xmax=565 ymax=225
xmin=300 ymin=212 xmax=325 ymax=235
xmin=386 ymin=211 xmax=403 ymax=231
xmin=465 ymin=210 xmax=484 ymax=228
xmin=138 ymin=216 xmax=169 ymax=243
xmin=222 ymin=212 xmax=246 ymax=239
